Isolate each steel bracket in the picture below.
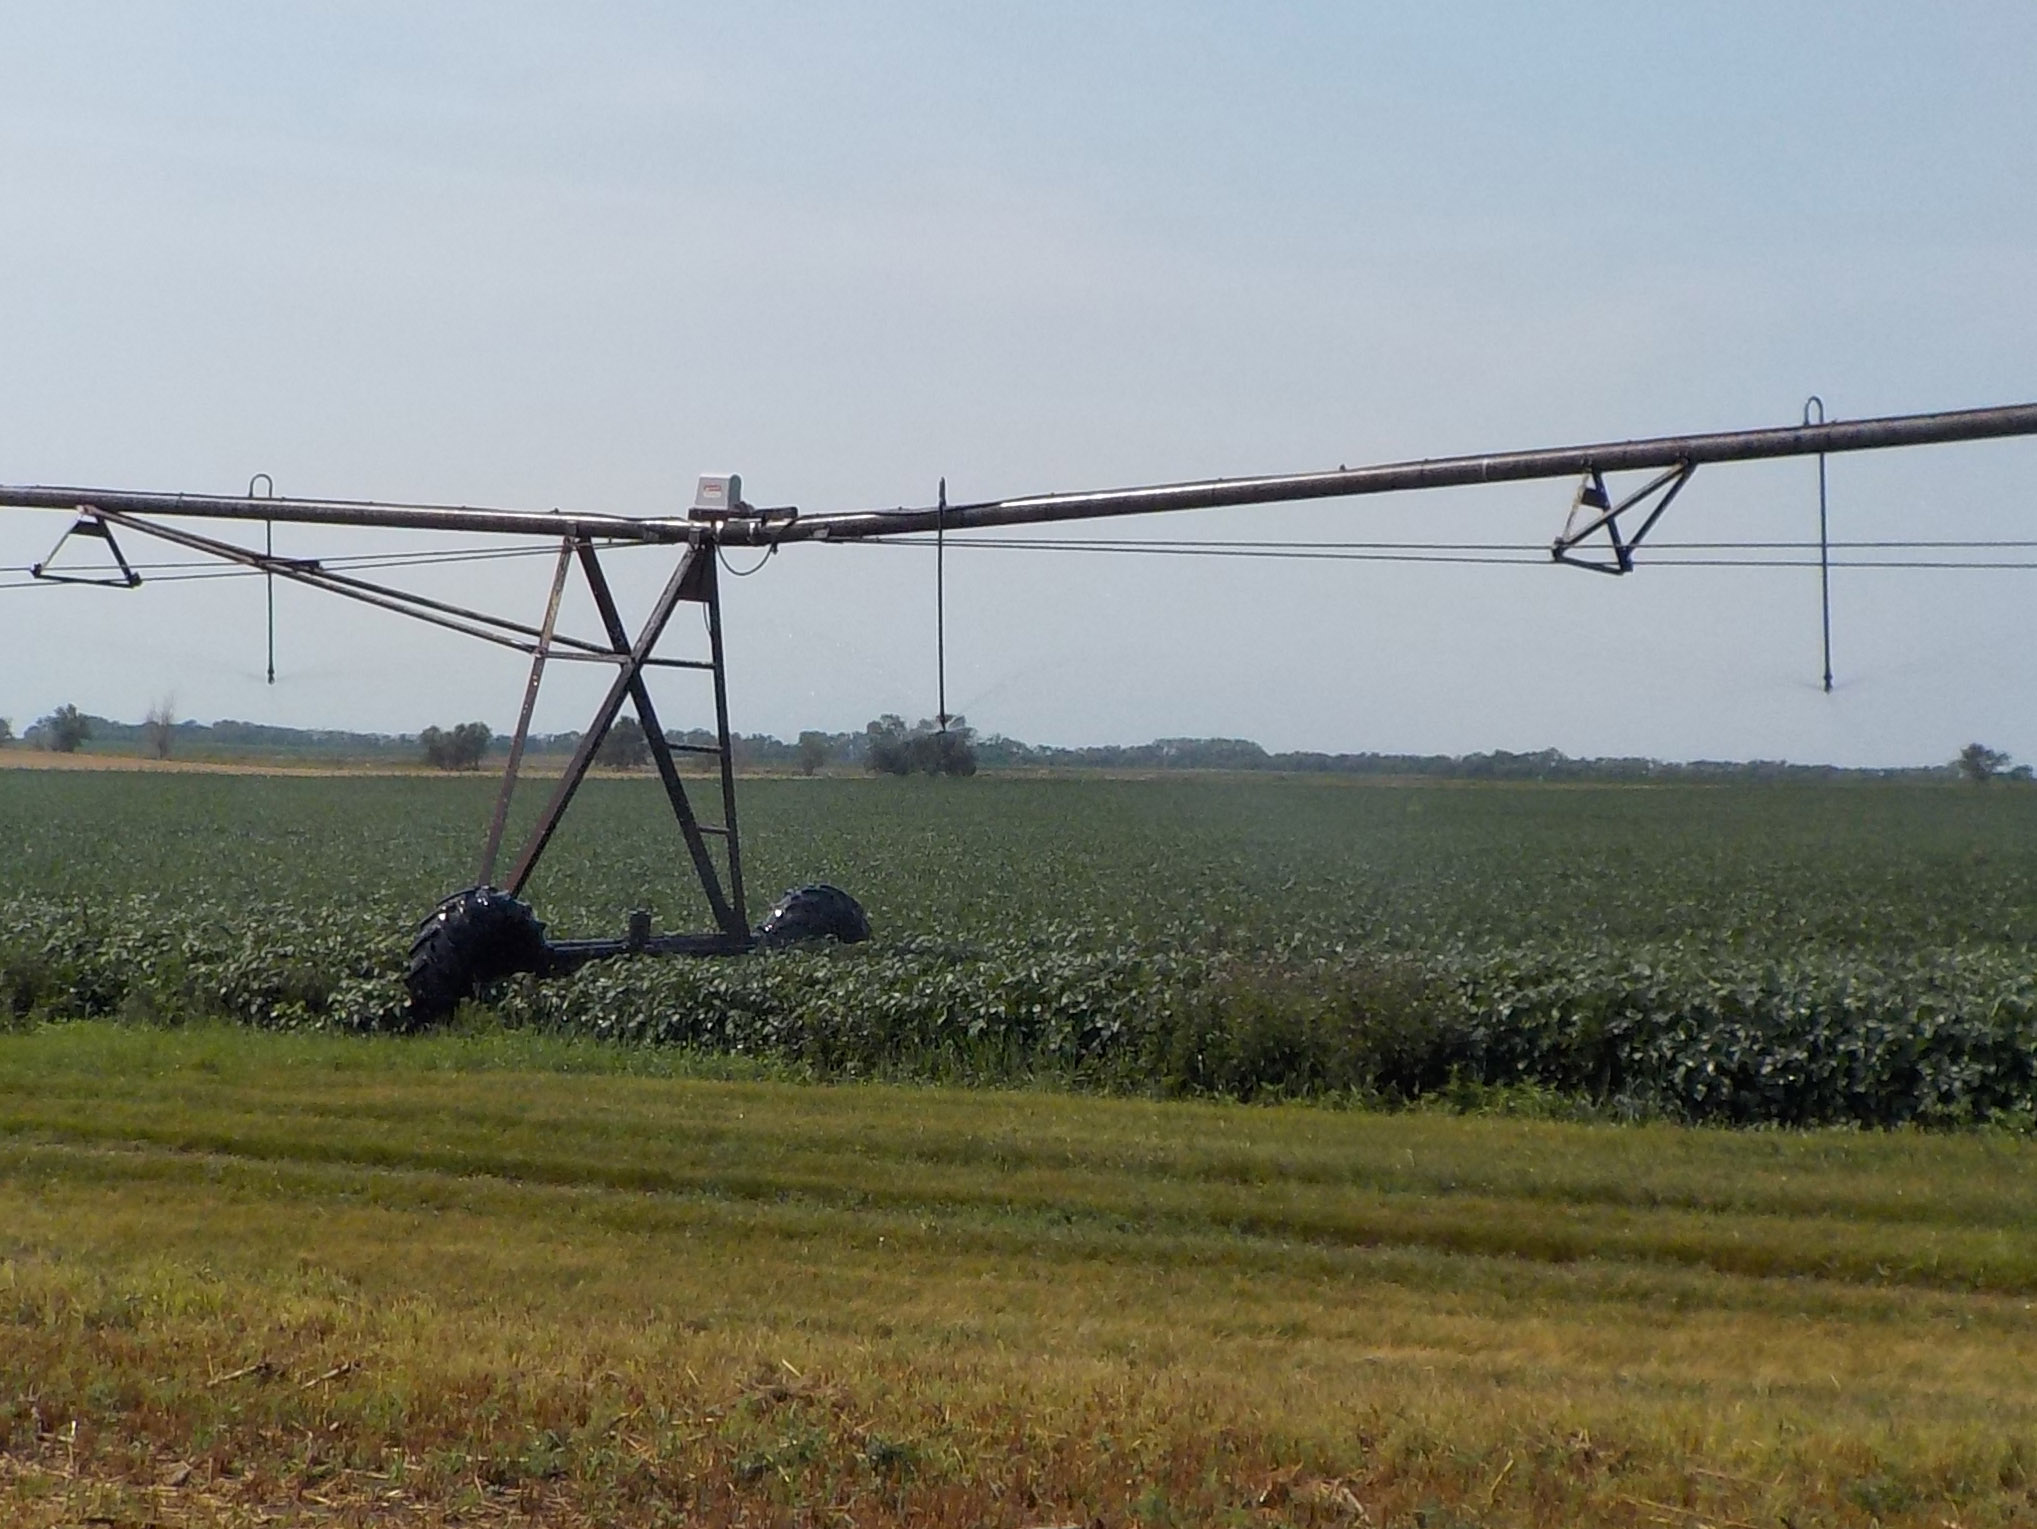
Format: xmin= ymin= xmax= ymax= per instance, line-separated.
xmin=30 ymin=510 xmax=142 ymax=587
xmin=1551 ymin=461 xmax=1695 ymax=575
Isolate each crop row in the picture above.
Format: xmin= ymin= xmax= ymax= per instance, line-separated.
xmin=7 ymin=892 xmax=2037 ymax=1128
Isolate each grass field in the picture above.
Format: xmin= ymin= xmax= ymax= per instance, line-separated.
xmin=5 ymin=1022 xmax=2037 ymax=1527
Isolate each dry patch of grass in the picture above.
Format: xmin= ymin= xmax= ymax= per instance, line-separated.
xmin=2 ymin=1024 xmax=2035 ymax=1526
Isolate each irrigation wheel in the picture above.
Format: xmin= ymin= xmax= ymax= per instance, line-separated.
xmin=753 ymin=884 xmax=872 ymax=950
xmin=404 ymin=886 xmax=552 ymax=1024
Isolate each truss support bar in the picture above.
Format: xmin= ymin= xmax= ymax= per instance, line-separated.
xmin=498 ymin=543 xmax=745 ymax=938
xmin=479 ymin=537 xmax=575 ymax=887
xmin=700 ymin=553 xmax=748 ymax=929
xmin=572 ymin=539 xmax=742 ymax=934
xmin=501 ymin=545 xmax=723 ymax=915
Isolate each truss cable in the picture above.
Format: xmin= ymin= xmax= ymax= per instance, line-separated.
xmin=14 ymin=541 xmax=2037 ymax=585
xmin=824 ymin=538 xmax=2037 ymax=570
xmin=835 ymin=533 xmax=2037 ymax=555
xmin=13 ymin=529 xmax=2037 ymax=591
xmin=10 ymin=534 xmax=2037 ymax=578
xmin=0 ymin=540 xmax=609 ymax=582
xmin=22 ymin=550 xmax=2037 ymax=584
xmin=322 ymin=543 xmax=601 ymax=572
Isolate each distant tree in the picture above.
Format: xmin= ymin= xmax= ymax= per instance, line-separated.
xmin=38 ymin=705 xmax=90 ymax=754
xmin=864 ymin=715 xmax=911 ymax=775
xmin=143 ymin=696 xmax=176 ymax=760
xmin=1956 ymin=742 xmax=2011 ymax=784
xmin=421 ymin=721 xmax=493 ymax=771
xmin=796 ymin=731 xmax=830 ymax=777
xmin=0 ymin=717 xmax=11 ymax=746
xmin=597 ymin=715 xmax=651 ymax=770
xmin=2010 ymin=764 xmax=2035 ymax=784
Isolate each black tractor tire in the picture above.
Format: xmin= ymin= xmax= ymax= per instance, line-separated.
xmin=753 ymin=884 xmax=871 ymax=951
xmin=404 ymin=886 xmax=552 ymax=1024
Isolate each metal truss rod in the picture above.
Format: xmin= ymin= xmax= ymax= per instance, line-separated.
xmin=96 ymin=510 xmax=542 ymax=653
xmin=699 ymin=552 xmax=748 ymax=930
xmin=94 ymin=509 xmax=618 ymax=657
xmin=478 ymin=537 xmax=575 ymax=888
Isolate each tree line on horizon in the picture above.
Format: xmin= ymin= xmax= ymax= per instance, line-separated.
xmin=2 ymin=705 xmax=2028 ymax=784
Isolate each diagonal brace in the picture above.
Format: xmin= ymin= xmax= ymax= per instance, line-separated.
xmin=478 ymin=537 xmax=576 ymax=887
xmin=90 ymin=507 xmax=618 ymax=656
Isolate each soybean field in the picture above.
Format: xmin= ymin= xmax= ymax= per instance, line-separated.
xmin=6 ymin=768 xmax=2037 ymax=1126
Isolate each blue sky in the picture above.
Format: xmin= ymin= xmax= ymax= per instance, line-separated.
xmin=3 ymin=4 xmax=2034 ymax=763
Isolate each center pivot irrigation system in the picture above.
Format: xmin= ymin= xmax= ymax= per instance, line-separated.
xmin=8 ymin=399 xmax=2037 ymax=1020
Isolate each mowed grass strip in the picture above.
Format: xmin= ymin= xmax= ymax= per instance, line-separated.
xmin=2 ymin=1025 xmax=2035 ymax=1527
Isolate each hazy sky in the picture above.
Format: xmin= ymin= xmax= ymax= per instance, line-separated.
xmin=3 ymin=3 xmax=2034 ymax=766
